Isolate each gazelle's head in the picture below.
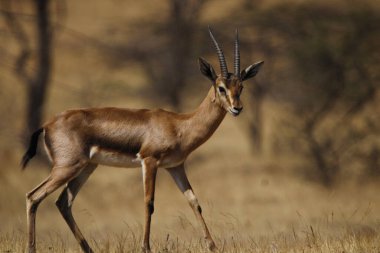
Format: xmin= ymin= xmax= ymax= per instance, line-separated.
xmin=199 ymin=27 xmax=264 ymax=116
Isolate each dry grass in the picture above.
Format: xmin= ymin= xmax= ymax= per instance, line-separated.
xmin=1 ymin=219 xmax=380 ymax=252
xmin=1 ymin=152 xmax=380 ymax=252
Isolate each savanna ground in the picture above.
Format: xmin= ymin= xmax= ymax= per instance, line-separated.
xmin=1 ymin=0 xmax=380 ymax=252
xmin=2 ymin=144 xmax=380 ymax=252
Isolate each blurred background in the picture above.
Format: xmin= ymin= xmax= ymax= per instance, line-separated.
xmin=0 ymin=0 xmax=380 ymax=251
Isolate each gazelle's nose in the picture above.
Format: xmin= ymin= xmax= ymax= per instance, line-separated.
xmin=233 ymin=106 xmax=243 ymax=113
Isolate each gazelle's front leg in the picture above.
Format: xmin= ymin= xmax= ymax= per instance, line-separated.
xmin=167 ymin=164 xmax=216 ymax=251
xmin=141 ymin=157 xmax=158 ymax=253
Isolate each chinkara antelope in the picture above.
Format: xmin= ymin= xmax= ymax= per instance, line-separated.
xmin=21 ymin=27 xmax=263 ymax=253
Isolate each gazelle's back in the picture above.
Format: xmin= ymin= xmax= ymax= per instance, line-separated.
xmin=42 ymin=107 xmax=186 ymax=167
xmin=43 ymin=108 xmax=151 ymax=166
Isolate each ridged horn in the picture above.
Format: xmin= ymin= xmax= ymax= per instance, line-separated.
xmin=208 ymin=26 xmax=228 ymax=79
xmin=234 ymin=28 xmax=240 ymax=77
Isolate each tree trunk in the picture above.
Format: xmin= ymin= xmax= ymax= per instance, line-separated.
xmin=165 ymin=0 xmax=201 ymax=109
xmin=25 ymin=0 xmax=52 ymax=139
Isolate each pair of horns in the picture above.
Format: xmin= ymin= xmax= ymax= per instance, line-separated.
xmin=208 ymin=26 xmax=240 ymax=79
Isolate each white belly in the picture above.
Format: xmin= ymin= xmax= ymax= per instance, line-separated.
xmin=89 ymin=146 xmax=140 ymax=168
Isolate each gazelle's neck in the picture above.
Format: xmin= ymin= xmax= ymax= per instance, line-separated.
xmin=181 ymin=87 xmax=227 ymax=152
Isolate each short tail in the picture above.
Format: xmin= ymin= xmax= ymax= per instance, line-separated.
xmin=21 ymin=128 xmax=44 ymax=170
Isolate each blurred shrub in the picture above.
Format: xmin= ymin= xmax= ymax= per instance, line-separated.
xmin=247 ymin=0 xmax=380 ymax=185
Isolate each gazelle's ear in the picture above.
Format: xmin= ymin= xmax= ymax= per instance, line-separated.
xmin=240 ymin=61 xmax=264 ymax=81
xmin=199 ymin=57 xmax=217 ymax=82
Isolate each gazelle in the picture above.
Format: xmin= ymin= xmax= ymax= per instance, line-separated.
xmin=21 ymin=27 xmax=263 ymax=253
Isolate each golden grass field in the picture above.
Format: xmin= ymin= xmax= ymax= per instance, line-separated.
xmin=1 ymin=0 xmax=380 ymax=252
xmin=1 ymin=152 xmax=380 ymax=252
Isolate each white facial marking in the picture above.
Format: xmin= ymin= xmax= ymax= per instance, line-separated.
xmin=227 ymin=89 xmax=234 ymax=105
xmin=230 ymin=107 xmax=239 ymax=114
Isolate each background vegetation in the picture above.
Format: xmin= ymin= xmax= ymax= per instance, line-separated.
xmin=0 ymin=0 xmax=379 ymax=252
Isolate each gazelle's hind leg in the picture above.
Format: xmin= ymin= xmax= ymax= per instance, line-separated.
xmin=26 ymin=160 xmax=88 ymax=253
xmin=56 ymin=163 xmax=97 ymax=253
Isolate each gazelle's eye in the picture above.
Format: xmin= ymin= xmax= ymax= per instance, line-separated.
xmin=218 ymin=86 xmax=226 ymax=94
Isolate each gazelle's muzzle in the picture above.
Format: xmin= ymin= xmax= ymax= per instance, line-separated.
xmin=228 ymin=94 xmax=243 ymax=116
xmin=229 ymin=108 xmax=242 ymax=116
xmin=228 ymin=103 xmax=243 ymax=116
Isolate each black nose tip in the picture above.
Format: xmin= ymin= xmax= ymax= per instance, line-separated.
xmin=233 ymin=107 xmax=243 ymax=112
